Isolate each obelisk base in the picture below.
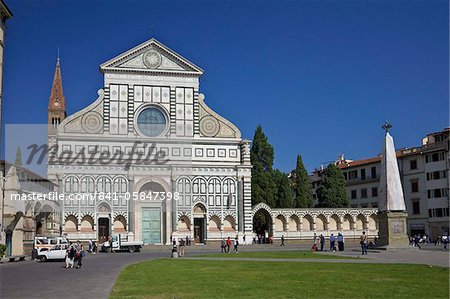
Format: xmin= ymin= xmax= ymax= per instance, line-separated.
xmin=377 ymin=211 xmax=410 ymax=249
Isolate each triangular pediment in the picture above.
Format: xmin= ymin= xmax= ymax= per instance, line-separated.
xmin=100 ymin=38 xmax=203 ymax=76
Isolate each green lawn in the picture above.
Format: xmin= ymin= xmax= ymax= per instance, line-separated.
xmin=110 ymin=259 xmax=449 ymax=299
xmin=198 ymin=250 xmax=356 ymax=259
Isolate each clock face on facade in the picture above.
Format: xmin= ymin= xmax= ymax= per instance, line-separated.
xmin=142 ymin=50 xmax=162 ymax=69
xmin=54 ymin=100 xmax=60 ymax=107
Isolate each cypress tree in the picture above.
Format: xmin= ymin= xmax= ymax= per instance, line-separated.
xmin=273 ymin=170 xmax=294 ymax=208
xmin=293 ymin=154 xmax=314 ymax=208
xmin=316 ymin=163 xmax=349 ymax=208
xmin=250 ymin=125 xmax=276 ymax=207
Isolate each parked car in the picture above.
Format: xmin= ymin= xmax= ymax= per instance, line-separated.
xmin=37 ymin=244 xmax=68 ymax=262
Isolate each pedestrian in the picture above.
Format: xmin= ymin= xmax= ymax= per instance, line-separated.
xmin=108 ymin=235 xmax=115 ymax=253
xmin=221 ymin=239 xmax=226 ymax=253
xmin=414 ymin=235 xmax=421 ymax=249
xmin=269 ymin=235 xmax=274 ymax=247
xmin=92 ymin=241 xmax=97 ymax=254
xmin=233 ymin=236 xmax=239 ymax=253
xmin=442 ymin=235 xmax=448 ymax=250
xmin=76 ymin=241 xmax=84 ymax=269
xmin=243 ymin=234 xmax=246 ymax=244
xmin=280 ymin=235 xmax=285 ymax=247
xmin=88 ymin=239 xmax=93 ymax=253
xmin=360 ymin=231 xmax=368 ymax=255
xmin=319 ymin=234 xmax=325 ymax=251
xmin=330 ymin=233 xmax=336 ymax=252
xmin=179 ymin=238 xmax=185 ymax=257
xmin=337 ymin=233 xmax=344 ymax=251
xmin=226 ymin=237 xmax=232 ymax=253
xmin=171 ymin=240 xmax=178 ymax=258
xmin=65 ymin=243 xmax=75 ymax=269
xmin=313 ymin=232 xmax=317 ymax=245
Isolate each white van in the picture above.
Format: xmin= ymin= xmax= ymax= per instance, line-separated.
xmin=34 ymin=236 xmax=68 ymax=255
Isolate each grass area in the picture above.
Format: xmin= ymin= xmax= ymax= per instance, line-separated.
xmin=110 ymin=259 xmax=449 ymax=299
xmin=197 ymin=250 xmax=356 ymax=259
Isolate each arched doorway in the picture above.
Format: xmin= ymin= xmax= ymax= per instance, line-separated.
xmin=193 ymin=203 xmax=206 ymax=244
xmin=139 ymin=182 xmax=165 ymax=245
xmin=253 ymin=209 xmax=272 ymax=238
xmin=97 ymin=202 xmax=111 ymax=244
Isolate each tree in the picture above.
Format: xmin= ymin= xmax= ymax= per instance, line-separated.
xmin=273 ymin=170 xmax=294 ymax=208
xmin=292 ymin=154 xmax=314 ymax=208
xmin=316 ymin=163 xmax=349 ymax=208
xmin=15 ymin=147 xmax=22 ymax=166
xmin=250 ymin=125 xmax=276 ymax=207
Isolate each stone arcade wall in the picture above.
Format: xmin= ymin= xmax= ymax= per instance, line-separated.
xmin=252 ymin=203 xmax=379 ymax=240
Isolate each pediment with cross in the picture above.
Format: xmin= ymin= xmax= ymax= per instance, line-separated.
xmin=100 ymin=38 xmax=203 ymax=76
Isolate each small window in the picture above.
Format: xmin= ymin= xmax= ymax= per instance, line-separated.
xmin=412 ymin=201 xmax=420 ymax=215
xmin=351 ymin=190 xmax=357 ymax=199
xmin=371 ymin=187 xmax=378 ymax=197
xmin=360 ymin=169 xmax=366 ymax=180
xmin=371 ymin=167 xmax=377 ymax=179
xmin=349 ymin=170 xmax=358 ymax=180
xmin=410 ymin=160 xmax=417 ymax=170
xmin=411 ymin=181 xmax=419 ymax=193
xmin=361 ymin=188 xmax=367 ymax=198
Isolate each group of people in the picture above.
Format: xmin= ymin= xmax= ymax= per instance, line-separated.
xmin=220 ymin=236 xmax=239 ymax=253
xmin=171 ymin=238 xmax=186 ymax=257
xmin=87 ymin=239 xmax=98 ymax=254
xmin=311 ymin=232 xmax=346 ymax=252
xmin=409 ymin=234 xmax=448 ymax=250
xmin=65 ymin=241 xmax=84 ymax=269
xmin=253 ymin=234 xmax=285 ymax=246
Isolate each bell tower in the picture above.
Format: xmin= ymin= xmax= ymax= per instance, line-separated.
xmin=48 ymin=57 xmax=66 ymax=135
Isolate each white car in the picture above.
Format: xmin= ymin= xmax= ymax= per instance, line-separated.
xmin=37 ymin=244 xmax=68 ymax=262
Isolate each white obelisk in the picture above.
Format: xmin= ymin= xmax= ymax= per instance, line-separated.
xmin=377 ymin=122 xmax=409 ymax=248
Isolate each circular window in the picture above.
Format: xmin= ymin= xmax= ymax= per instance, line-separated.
xmin=136 ymin=107 xmax=167 ymax=137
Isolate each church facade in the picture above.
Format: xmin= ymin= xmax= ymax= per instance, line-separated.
xmin=47 ymin=39 xmax=253 ymax=245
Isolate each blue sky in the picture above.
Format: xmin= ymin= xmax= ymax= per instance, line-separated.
xmin=2 ymin=0 xmax=448 ymax=173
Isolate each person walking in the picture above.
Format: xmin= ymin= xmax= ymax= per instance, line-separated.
xmin=319 ymin=234 xmax=325 ymax=251
xmin=179 ymin=238 xmax=185 ymax=257
xmin=233 ymin=237 xmax=239 ymax=253
xmin=442 ymin=235 xmax=448 ymax=250
xmin=280 ymin=235 xmax=285 ymax=247
xmin=107 ymin=235 xmax=113 ymax=253
xmin=221 ymin=239 xmax=226 ymax=253
xmin=337 ymin=233 xmax=344 ymax=251
xmin=171 ymin=240 xmax=178 ymax=258
xmin=414 ymin=235 xmax=421 ymax=249
xmin=226 ymin=237 xmax=232 ymax=253
xmin=76 ymin=241 xmax=84 ymax=269
xmin=330 ymin=233 xmax=336 ymax=252
xmin=88 ymin=239 xmax=93 ymax=253
xmin=360 ymin=231 xmax=368 ymax=255
xmin=92 ymin=241 xmax=97 ymax=254
xmin=65 ymin=243 xmax=76 ymax=269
